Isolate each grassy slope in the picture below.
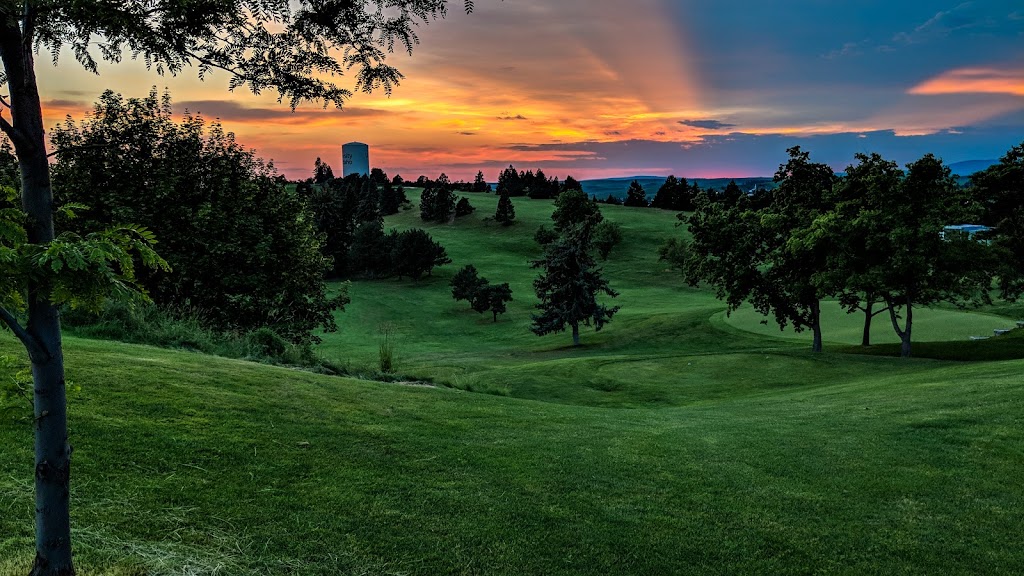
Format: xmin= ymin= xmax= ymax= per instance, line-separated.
xmin=2 ymin=338 xmax=1023 ymax=575
xmin=1 ymin=190 xmax=1022 ymax=574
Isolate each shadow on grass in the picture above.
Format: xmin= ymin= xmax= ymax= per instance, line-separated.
xmin=840 ymin=329 xmax=1024 ymax=361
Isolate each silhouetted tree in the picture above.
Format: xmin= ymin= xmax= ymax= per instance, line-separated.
xmin=496 ymin=191 xmax=516 ymax=226
xmin=455 ymin=197 xmax=476 ymax=217
xmin=623 ymin=180 xmax=649 ymax=207
xmin=472 ymin=170 xmax=490 ymax=192
xmin=314 ymin=156 xmax=335 ymax=184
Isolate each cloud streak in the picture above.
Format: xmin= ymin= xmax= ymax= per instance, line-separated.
xmin=679 ymin=119 xmax=737 ymax=130
xmin=909 ymin=67 xmax=1024 ymax=96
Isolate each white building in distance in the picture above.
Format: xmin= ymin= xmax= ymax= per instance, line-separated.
xmin=342 ymin=142 xmax=370 ymax=177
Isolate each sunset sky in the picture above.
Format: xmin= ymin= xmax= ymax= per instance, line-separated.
xmin=33 ymin=0 xmax=1024 ymax=181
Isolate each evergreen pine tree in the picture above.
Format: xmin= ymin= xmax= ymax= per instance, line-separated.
xmin=531 ymin=225 xmax=619 ymax=346
xmin=623 ymin=180 xmax=649 ymax=207
xmin=496 ymin=191 xmax=516 ymax=226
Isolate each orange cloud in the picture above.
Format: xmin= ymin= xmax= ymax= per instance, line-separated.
xmin=909 ymin=68 xmax=1024 ymax=97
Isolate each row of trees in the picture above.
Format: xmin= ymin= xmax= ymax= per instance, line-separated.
xmin=669 ymin=144 xmax=1024 ymax=357
xmin=597 ymin=177 xmax=758 ymax=211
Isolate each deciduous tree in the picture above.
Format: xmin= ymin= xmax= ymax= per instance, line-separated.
xmin=551 ymin=188 xmax=602 ymax=233
xmin=451 ymin=264 xmax=488 ymax=305
xmin=971 ymin=141 xmax=1024 ymax=299
xmin=472 ymin=283 xmax=513 ymax=322
xmin=593 ymin=220 xmax=623 ymax=260
xmin=685 ymin=147 xmax=835 ymax=352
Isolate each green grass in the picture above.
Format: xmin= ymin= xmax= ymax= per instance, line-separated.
xmin=723 ymin=300 xmax=1015 ymax=346
xmin=2 ymin=190 xmax=1023 ymax=574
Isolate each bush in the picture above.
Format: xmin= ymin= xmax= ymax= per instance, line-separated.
xmin=62 ymin=301 xmax=343 ymax=373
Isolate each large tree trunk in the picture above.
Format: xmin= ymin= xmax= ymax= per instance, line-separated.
xmin=1 ymin=17 xmax=76 ymax=576
xmin=571 ymin=323 xmax=580 ymax=346
xmin=810 ymin=300 xmax=822 ymax=353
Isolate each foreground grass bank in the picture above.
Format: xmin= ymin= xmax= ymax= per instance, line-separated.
xmin=1 ymin=336 xmax=1023 ymax=575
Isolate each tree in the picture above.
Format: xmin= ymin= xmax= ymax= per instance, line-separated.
xmin=720 ymin=180 xmax=744 ymax=205
xmin=552 ymin=188 xmax=603 ymax=233
xmin=52 ymin=90 xmax=344 ymax=342
xmin=971 ymin=141 xmax=1024 ymax=299
xmin=823 ymin=152 xmax=903 ymax=346
xmin=602 ymin=193 xmax=622 ymax=206
xmin=860 ymin=154 xmax=993 ymax=357
xmin=455 ymin=197 xmax=476 ymax=217
xmin=355 ymin=177 xmax=382 ymax=223
xmin=592 ymin=220 xmax=624 ymax=260
xmin=685 ymin=147 xmax=835 ymax=352
xmin=313 ymin=157 xmax=335 ymax=184
xmin=496 ymin=164 xmax=524 ymax=197
xmin=348 ymin=219 xmax=389 ymax=278
xmin=0 ymin=1 xmax=481 ymax=572
xmin=379 ymin=181 xmax=407 ymax=216
xmin=534 ymin=225 xmax=558 ymax=246
xmin=495 ymin=190 xmax=516 ymax=226
xmin=369 ymin=167 xmax=389 ymax=186
xmin=420 ymin=187 xmax=456 ymax=223
xmin=531 ymin=225 xmax=619 ymax=346
xmin=657 ymin=236 xmax=689 ymax=274
xmin=389 ymin=228 xmax=451 ymax=280
xmin=561 ymin=175 xmax=584 ymax=193
xmin=472 ymin=283 xmax=513 ymax=322
xmin=623 ymin=180 xmax=649 ymax=207
xmin=451 ymin=264 xmax=488 ymax=305
xmin=472 ymin=170 xmax=490 ymax=193
xmin=307 ymin=176 xmax=362 ymax=277
xmin=651 ymin=175 xmax=691 ymax=211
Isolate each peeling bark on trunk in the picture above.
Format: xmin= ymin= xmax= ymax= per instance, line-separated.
xmin=1 ymin=16 xmax=76 ymax=576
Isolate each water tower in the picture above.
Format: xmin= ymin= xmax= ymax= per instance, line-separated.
xmin=342 ymin=142 xmax=370 ymax=177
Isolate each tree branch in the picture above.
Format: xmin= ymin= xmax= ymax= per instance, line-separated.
xmin=46 ymin=143 xmax=112 ymax=158
xmin=0 ymin=305 xmax=49 ymax=363
xmin=0 ymin=113 xmax=25 ymax=149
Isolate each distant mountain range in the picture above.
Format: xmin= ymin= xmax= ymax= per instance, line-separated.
xmin=948 ymin=160 xmax=997 ymax=176
xmin=582 ymin=160 xmax=998 ymax=200
xmin=581 ymin=176 xmax=774 ymax=200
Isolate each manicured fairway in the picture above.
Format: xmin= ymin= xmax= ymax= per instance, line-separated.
xmin=2 ymin=189 xmax=1022 ymax=575
xmin=722 ymin=301 xmax=1015 ymax=346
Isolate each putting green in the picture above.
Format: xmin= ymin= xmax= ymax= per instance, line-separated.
xmin=719 ymin=300 xmax=1016 ymax=345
